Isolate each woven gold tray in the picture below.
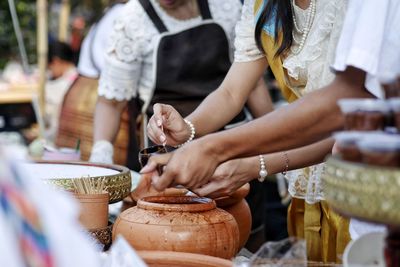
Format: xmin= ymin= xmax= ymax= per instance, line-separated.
xmin=323 ymin=156 xmax=400 ymax=225
xmin=32 ymin=161 xmax=131 ymax=203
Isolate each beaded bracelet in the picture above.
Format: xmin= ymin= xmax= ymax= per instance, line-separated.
xmin=281 ymin=152 xmax=290 ymax=178
xmin=176 ymin=119 xmax=195 ymax=148
xmin=258 ymin=155 xmax=268 ymax=182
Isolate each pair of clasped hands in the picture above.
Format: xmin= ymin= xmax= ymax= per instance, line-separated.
xmin=140 ymin=104 xmax=253 ymax=199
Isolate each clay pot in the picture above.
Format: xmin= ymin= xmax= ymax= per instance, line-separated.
xmin=113 ymin=196 xmax=239 ymax=259
xmin=121 ymin=187 xmax=189 ymax=213
xmin=215 ymin=183 xmax=252 ymax=250
xmin=137 ymin=251 xmax=232 ymax=267
xmin=74 ymin=192 xmax=109 ymax=229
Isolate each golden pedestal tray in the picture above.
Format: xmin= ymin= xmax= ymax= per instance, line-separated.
xmin=22 ymin=161 xmax=131 ymax=203
xmin=323 ymin=156 xmax=400 ymax=225
xmin=323 ymin=157 xmax=400 ymax=267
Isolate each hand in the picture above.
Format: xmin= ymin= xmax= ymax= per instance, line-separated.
xmin=147 ymin=104 xmax=190 ymax=146
xmin=89 ymin=140 xmax=113 ymax=164
xmin=140 ymin=138 xmax=221 ymax=192
xmin=192 ymin=157 xmax=256 ymax=198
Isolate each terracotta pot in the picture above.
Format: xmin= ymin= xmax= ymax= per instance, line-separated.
xmin=137 ymin=251 xmax=232 ymax=267
xmin=74 ymin=192 xmax=109 ymax=229
xmin=215 ymin=184 xmax=252 ymax=250
xmin=113 ymin=196 xmax=239 ymax=259
xmin=130 ymin=173 xmax=189 ymax=203
xmin=121 ymin=187 xmax=190 ymax=213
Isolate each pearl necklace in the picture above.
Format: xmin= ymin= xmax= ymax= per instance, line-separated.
xmin=291 ymin=0 xmax=316 ymax=55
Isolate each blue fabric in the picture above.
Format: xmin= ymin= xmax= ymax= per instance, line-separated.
xmin=255 ymin=0 xmax=278 ymax=38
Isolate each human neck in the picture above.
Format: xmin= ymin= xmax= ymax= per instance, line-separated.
xmin=157 ymin=0 xmax=199 ymax=20
xmin=294 ymin=0 xmax=311 ymax=10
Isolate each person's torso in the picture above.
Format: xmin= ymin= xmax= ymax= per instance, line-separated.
xmin=111 ymin=0 xmax=242 ymax=104
xmin=282 ymin=0 xmax=347 ymax=96
xmin=255 ymin=0 xmax=346 ymax=203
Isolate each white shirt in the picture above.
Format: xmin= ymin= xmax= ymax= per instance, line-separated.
xmin=45 ymin=67 xmax=78 ymax=142
xmin=98 ymin=0 xmax=242 ymax=104
xmin=332 ymin=0 xmax=400 ymax=98
xmin=78 ymin=4 xmax=125 ymax=78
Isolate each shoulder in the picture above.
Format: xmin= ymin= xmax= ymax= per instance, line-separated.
xmin=112 ymin=0 xmax=157 ymax=40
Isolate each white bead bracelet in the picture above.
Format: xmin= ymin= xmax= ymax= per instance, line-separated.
xmin=176 ymin=119 xmax=195 ymax=148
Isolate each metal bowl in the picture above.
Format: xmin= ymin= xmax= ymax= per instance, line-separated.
xmin=23 ymin=160 xmax=131 ymax=203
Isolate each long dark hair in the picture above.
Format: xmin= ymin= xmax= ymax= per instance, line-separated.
xmin=255 ymin=0 xmax=293 ymax=57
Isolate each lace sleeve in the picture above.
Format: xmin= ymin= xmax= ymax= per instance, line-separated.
xmin=234 ymin=0 xmax=264 ymax=62
xmin=98 ymin=3 xmax=145 ymax=101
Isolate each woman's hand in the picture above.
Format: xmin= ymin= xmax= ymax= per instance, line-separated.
xmin=140 ymin=137 xmax=221 ymax=191
xmin=147 ymin=104 xmax=191 ymax=146
xmin=192 ymin=157 xmax=257 ymax=198
xmin=89 ymin=140 xmax=114 ymax=164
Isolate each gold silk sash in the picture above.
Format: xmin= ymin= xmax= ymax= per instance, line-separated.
xmin=254 ymin=0 xmax=299 ymax=103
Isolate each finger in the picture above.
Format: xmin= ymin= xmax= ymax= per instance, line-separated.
xmin=139 ymin=153 xmax=171 ymax=174
xmin=147 ymin=116 xmax=166 ymax=144
xmin=192 ymin=181 xmax=222 ymax=197
xmin=153 ymin=103 xmax=172 ymax=125
xmin=152 ymin=161 xmax=178 ymax=192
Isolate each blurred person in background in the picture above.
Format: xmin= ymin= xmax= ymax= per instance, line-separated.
xmin=45 ymin=41 xmax=78 ymax=142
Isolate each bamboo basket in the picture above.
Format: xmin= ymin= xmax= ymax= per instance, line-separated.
xmin=55 ymin=77 xmax=130 ymax=165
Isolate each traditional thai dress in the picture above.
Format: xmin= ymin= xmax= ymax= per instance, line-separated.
xmin=235 ymin=0 xmax=350 ymax=262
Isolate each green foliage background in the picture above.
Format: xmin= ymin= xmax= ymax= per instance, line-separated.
xmin=0 ymin=0 xmax=37 ymax=70
xmin=0 ymin=0 xmax=107 ymax=70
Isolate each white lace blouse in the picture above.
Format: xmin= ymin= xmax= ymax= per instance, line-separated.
xmin=234 ymin=0 xmax=347 ymax=204
xmin=98 ymin=0 xmax=242 ymax=104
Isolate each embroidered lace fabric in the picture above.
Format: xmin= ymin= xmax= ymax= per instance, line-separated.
xmin=98 ymin=0 xmax=242 ymax=104
xmin=285 ymin=0 xmax=346 ymax=204
xmin=235 ymin=0 xmax=347 ymax=204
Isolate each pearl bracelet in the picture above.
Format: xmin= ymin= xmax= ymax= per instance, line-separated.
xmin=258 ymin=155 xmax=268 ymax=182
xmin=176 ymin=119 xmax=195 ymax=148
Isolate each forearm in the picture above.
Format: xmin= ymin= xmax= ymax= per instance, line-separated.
xmin=246 ymin=78 xmax=274 ymax=118
xmin=239 ymin=138 xmax=334 ymax=179
xmin=187 ymin=59 xmax=268 ymax=136
xmin=206 ymin=67 xmax=371 ymax=161
xmin=93 ymin=96 xmax=127 ymax=143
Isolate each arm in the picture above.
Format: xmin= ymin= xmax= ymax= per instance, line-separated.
xmin=147 ymin=59 xmax=269 ymax=145
xmin=193 ymin=138 xmax=334 ymax=197
xmin=187 ymin=58 xmax=269 ymax=136
xmin=93 ymin=96 xmax=127 ymax=143
xmin=210 ymin=67 xmax=371 ymax=160
xmin=89 ymin=96 xmax=127 ymax=164
xmin=143 ymin=67 xmax=372 ymax=191
xmin=245 ymin=77 xmax=274 ymax=118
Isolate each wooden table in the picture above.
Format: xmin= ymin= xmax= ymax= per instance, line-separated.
xmin=0 ymin=83 xmax=38 ymax=104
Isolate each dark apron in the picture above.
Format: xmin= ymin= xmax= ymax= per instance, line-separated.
xmin=127 ymin=0 xmax=247 ymax=169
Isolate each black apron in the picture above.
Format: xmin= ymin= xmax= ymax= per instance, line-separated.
xmin=127 ymin=0 xmax=248 ymax=169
